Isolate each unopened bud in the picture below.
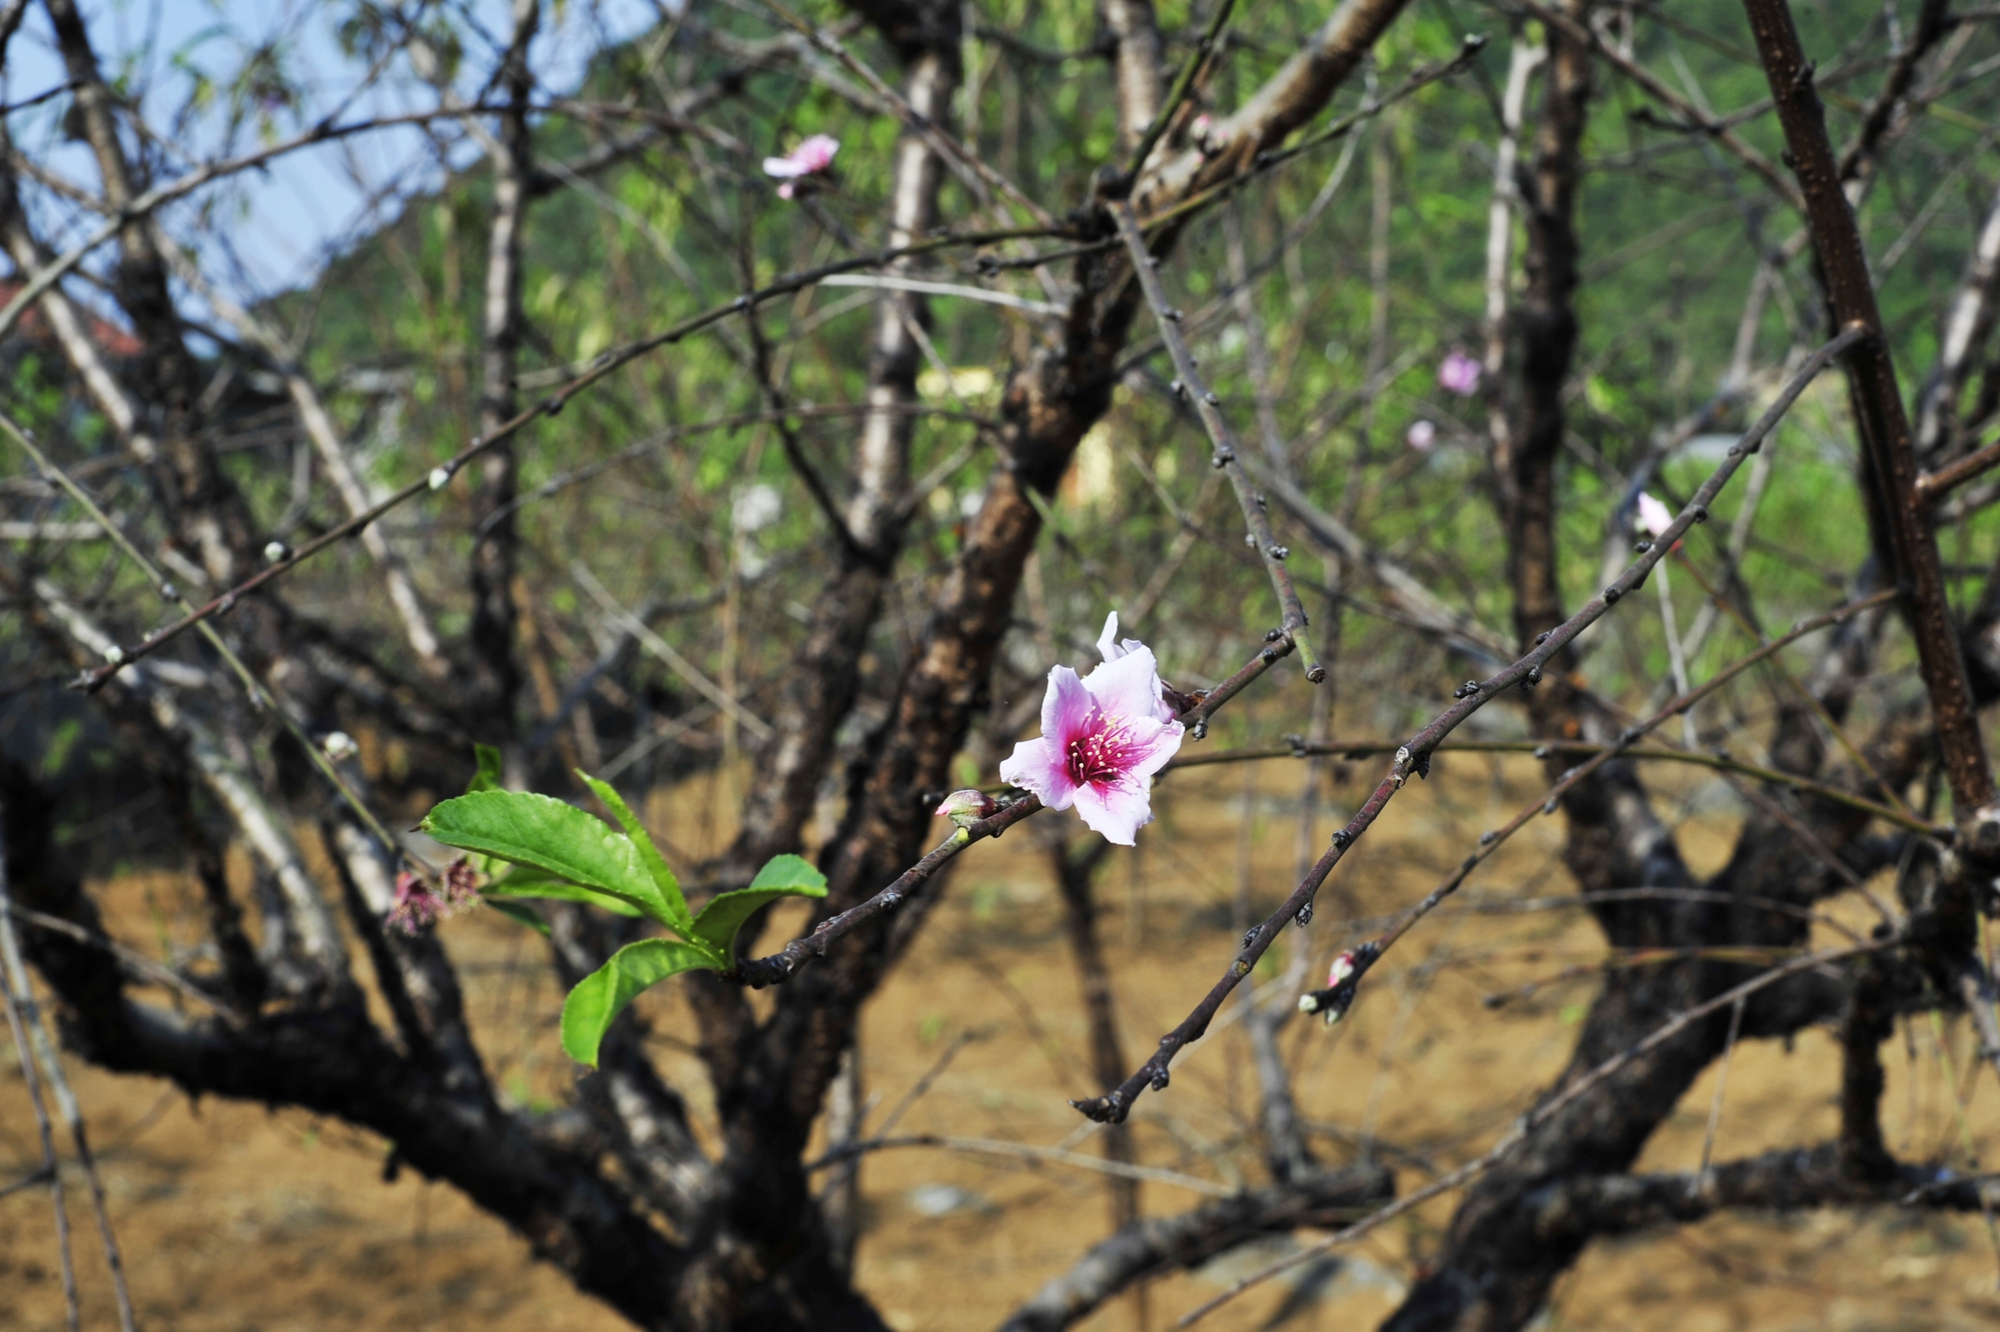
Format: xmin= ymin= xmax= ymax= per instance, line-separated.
xmin=429 ymin=466 xmax=452 ymax=491
xmin=933 ymin=788 xmax=998 ymax=827
xmin=264 ymin=540 xmax=289 ymax=564
xmin=321 ymin=731 xmax=359 ymax=761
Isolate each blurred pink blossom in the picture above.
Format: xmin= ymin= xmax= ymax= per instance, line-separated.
xmin=1437 ymin=350 xmax=1483 ymax=396
xmin=389 ymin=856 xmax=480 ymax=934
xmin=389 ymin=871 xmax=443 ymax=934
xmin=1636 ymin=491 xmax=1675 ymax=539
xmin=1406 ymin=419 xmax=1437 ymax=451
xmin=762 ymin=134 xmax=840 ymax=199
xmin=441 ymin=856 xmax=480 ymax=909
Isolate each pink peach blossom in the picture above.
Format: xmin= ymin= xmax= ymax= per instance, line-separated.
xmin=1635 ymin=491 xmax=1675 ymax=539
xmin=1095 ymin=610 xmax=1145 ymax=663
xmin=763 ymin=134 xmax=840 ymax=199
xmin=1437 ymin=350 xmax=1483 ymax=396
xmin=999 ymin=622 xmax=1183 ymax=845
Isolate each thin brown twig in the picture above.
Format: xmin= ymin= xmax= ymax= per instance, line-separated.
xmin=1 ymin=413 xmax=427 ymax=883
xmin=1290 ymin=584 xmax=1900 ymax=1021
xmin=755 ymin=0 xmax=1053 ymax=227
xmin=1161 ymin=728 xmax=1938 ymax=835
xmin=64 ymin=223 xmax=1064 ymax=691
xmin=1069 ymin=326 xmax=1865 ymax=1125
xmin=1916 ymin=430 xmax=2000 ymax=504
xmin=1694 ymin=995 xmax=1748 ymax=1197
xmin=1110 ymin=198 xmax=1325 ymax=684
xmin=1178 ymin=937 xmax=1895 ymax=1324
xmin=0 ymin=828 xmax=79 ymax=1332
xmin=1512 ymin=0 xmax=1805 ymax=212
xmin=7 ymin=904 xmax=244 ymax=1019
xmin=805 ymin=1132 xmax=1240 ymax=1197
xmin=0 ymin=881 xmax=136 ymax=1332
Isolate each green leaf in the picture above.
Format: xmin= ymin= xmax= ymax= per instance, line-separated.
xmin=483 ymin=867 xmax=642 ymax=917
xmin=467 ymin=744 xmax=505 ymax=794
xmin=578 ymin=773 xmax=691 ymax=936
xmin=689 ymin=853 xmax=828 ymax=956
xmin=419 ymin=790 xmax=675 ymax=926
xmin=455 ymin=747 xmax=511 ymax=874
xmin=560 ymin=939 xmax=719 ymax=1067
xmin=485 ymin=899 xmax=550 ymax=935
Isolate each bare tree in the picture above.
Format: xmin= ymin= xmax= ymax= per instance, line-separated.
xmin=4 ymin=0 xmax=2000 ymax=1328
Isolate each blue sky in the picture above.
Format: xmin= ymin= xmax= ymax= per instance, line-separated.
xmin=3 ymin=0 xmax=656 ymax=306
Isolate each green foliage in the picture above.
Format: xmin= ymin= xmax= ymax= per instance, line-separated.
xmin=482 ymin=868 xmax=643 ymax=918
xmin=467 ymin=744 xmax=505 ymax=793
xmin=687 ymin=854 xmax=827 ymax=955
xmin=579 ymin=774 xmax=694 ymax=935
xmin=419 ymin=762 xmax=826 ymax=1067
xmin=559 ymin=939 xmax=717 ymax=1067
xmin=421 ymin=788 xmax=680 ymax=924
xmin=484 ymin=899 xmax=552 ymax=935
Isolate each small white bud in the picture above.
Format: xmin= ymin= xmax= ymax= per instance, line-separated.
xmin=103 ymin=644 xmax=125 ymax=664
xmin=264 ymin=540 xmax=289 ymax=564
xmin=321 ymin=731 xmax=358 ymax=761
xmin=429 ymin=467 xmax=452 ymax=491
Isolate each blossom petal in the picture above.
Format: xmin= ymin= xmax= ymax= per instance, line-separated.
xmin=1082 ymin=646 xmax=1172 ymax=725
xmin=762 ymin=156 xmax=809 ymax=178
xmin=1636 ymin=491 xmax=1675 ymax=538
xmin=1120 ymin=716 xmax=1184 ymax=783
xmin=795 ymin=134 xmax=840 ymax=171
xmin=998 ymin=736 xmax=1076 ymax=809
xmin=1096 ymin=611 xmax=1127 ymax=662
xmin=1041 ymin=665 xmax=1095 ymax=746
xmin=1071 ymin=774 xmax=1154 ymax=845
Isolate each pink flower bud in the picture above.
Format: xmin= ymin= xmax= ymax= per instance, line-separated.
xmin=441 ymin=855 xmax=481 ymax=908
xmin=934 ymin=789 xmax=999 ymax=827
xmin=388 ymin=870 xmax=442 ymax=935
xmin=1406 ymin=419 xmax=1437 ymax=451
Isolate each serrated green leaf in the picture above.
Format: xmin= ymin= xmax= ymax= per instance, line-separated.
xmin=483 ymin=867 xmax=643 ymax=917
xmin=467 ymin=744 xmax=505 ymax=793
xmin=579 ymin=772 xmax=691 ymax=936
xmin=560 ymin=939 xmax=719 ymax=1066
xmin=420 ymin=790 xmax=674 ymax=926
xmin=689 ymin=853 xmax=828 ymax=955
xmin=485 ymin=899 xmax=551 ymax=935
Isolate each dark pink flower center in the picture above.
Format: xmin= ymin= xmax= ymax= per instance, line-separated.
xmin=1066 ymin=713 xmax=1137 ymax=787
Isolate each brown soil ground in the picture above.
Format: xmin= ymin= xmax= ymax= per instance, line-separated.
xmin=4 ymin=752 xmax=1999 ymax=1332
